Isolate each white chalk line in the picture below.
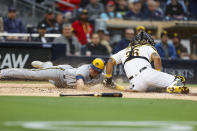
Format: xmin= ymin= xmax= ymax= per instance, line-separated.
xmin=4 ymin=121 xmax=197 ymax=131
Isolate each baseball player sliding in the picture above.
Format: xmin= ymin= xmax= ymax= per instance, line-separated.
xmin=0 ymin=58 xmax=105 ymax=89
xmin=103 ymin=31 xmax=189 ymax=94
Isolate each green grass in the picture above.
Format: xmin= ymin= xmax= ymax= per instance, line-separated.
xmin=0 ymin=96 xmax=197 ymax=131
xmin=187 ymin=84 xmax=197 ymax=88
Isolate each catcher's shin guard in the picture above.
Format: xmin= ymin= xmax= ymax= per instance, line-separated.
xmin=166 ymin=76 xmax=189 ymax=94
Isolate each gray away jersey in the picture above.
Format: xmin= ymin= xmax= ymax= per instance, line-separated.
xmin=63 ymin=64 xmax=103 ymax=86
xmin=0 ymin=64 xmax=104 ymax=88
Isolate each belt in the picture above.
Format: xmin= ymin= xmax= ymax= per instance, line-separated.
xmin=129 ymin=67 xmax=147 ymax=80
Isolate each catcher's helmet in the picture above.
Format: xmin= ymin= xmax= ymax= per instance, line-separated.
xmin=90 ymin=58 xmax=105 ymax=73
xmin=131 ymin=31 xmax=155 ymax=46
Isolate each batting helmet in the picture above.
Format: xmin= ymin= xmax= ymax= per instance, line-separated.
xmin=90 ymin=58 xmax=105 ymax=73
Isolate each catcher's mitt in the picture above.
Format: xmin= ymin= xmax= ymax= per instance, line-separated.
xmin=102 ymin=78 xmax=116 ymax=89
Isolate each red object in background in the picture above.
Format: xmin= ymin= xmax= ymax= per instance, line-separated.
xmin=107 ymin=0 xmax=115 ymax=6
xmin=72 ymin=20 xmax=93 ymax=45
xmin=57 ymin=0 xmax=81 ymax=12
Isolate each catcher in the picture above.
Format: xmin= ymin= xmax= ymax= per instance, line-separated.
xmin=0 ymin=58 xmax=105 ymax=89
xmin=103 ymin=31 xmax=189 ymax=94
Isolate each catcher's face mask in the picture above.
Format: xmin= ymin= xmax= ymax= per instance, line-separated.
xmin=130 ymin=31 xmax=155 ymax=46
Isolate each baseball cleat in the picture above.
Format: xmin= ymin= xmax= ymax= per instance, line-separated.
xmin=167 ymin=76 xmax=189 ymax=94
xmin=31 ymin=61 xmax=53 ymax=69
xmin=167 ymin=86 xmax=189 ymax=94
xmin=31 ymin=61 xmax=44 ymax=69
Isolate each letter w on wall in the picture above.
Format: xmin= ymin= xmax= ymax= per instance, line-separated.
xmin=0 ymin=53 xmax=29 ymax=69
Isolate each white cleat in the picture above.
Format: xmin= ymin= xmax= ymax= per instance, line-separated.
xmin=31 ymin=61 xmax=53 ymax=69
xmin=31 ymin=61 xmax=43 ymax=69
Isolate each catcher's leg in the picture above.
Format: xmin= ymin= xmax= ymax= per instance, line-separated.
xmin=129 ymin=68 xmax=175 ymax=92
xmin=139 ymin=68 xmax=189 ymax=94
xmin=141 ymin=69 xmax=189 ymax=94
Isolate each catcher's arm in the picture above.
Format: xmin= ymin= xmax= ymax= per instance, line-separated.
xmin=102 ymin=58 xmax=115 ymax=87
xmin=151 ymin=52 xmax=162 ymax=71
xmin=105 ymin=58 xmax=116 ymax=77
xmin=103 ymin=58 xmax=128 ymax=91
xmin=103 ymin=58 xmax=121 ymax=89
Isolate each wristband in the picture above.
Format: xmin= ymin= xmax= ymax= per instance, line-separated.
xmin=105 ymin=74 xmax=112 ymax=78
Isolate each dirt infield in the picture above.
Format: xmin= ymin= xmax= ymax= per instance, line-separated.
xmin=0 ymin=81 xmax=197 ymax=101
